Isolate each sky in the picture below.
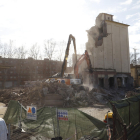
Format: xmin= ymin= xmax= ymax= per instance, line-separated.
xmin=0 ymin=0 xmax=140 ymax=55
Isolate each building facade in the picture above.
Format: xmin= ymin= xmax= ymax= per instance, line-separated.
xmin=0 ymin=57 xmax=62 ymax=88
xmin=73 ymin=13 xmax=133 ymax=89
xmin=130 ymin=64 xmax=140 ymax=87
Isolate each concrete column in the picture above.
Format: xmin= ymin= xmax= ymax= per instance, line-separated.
xmin=93 ymin=74 xmax=98 ymax=88
xmin=122 ymin=77 xmax=125 ymax=87
xmin=104 ymin=74 xmax=109 ymax=89
xmin=114 ymin=76 xmax=118 ymax=89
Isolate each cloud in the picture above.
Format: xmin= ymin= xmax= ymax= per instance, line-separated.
xmin=131 ymin=0 xmax=140 ymax=9
xmin=103 ymin=6 xmax=127 ymax=14
xmin=120 ymin=0 xmax=132 ymax=5
xmin=90 ymin=0 xmax=100 ymax=3
xmin=132 ymin=4 xmax=140 ymax=9
xmin=126 ymin=13 xmax=140 ymax=19
xmin=129 ymin=19 xmax=140 ymax=34
xmin=129 ymin=19 xmax=140 ymax=50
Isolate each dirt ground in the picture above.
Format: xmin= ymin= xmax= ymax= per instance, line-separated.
xmin=78 ymin=104 xmax=111 ymax=121
xmin=0 ymin=102 xmax=7 ymax=118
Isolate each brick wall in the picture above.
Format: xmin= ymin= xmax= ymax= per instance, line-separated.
xmin=0 ymin=57 xmax=62 ymax=87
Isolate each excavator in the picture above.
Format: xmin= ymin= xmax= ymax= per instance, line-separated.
xmin=48 ymin=34 xmax=93 ymax=85
xmin=47 ymin=34 xmax=78 ymax=84
xmin=60 ymin=34 xmax=77 ymax=78
xmin=74 ymin=50 xmax=93 ymax=79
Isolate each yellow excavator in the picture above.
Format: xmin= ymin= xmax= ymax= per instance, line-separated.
xmin=47 ymin=34 xmax=78 ymax=85
xmin=60 ymin=34 xmax=77 ymax=77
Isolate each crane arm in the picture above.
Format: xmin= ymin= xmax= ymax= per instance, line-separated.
xmin=60 ymin=34 xmax=77 ymax=77
xmin=74 ymin=50 xmax=93 ymax=78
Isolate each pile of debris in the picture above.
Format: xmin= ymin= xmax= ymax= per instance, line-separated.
xmin=0 ymin=82 xmax=137 ymax=108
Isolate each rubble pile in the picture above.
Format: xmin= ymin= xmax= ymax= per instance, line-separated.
xmin=125 ymin=90 xmax=140 ymax=97
xmin=0 ymin=82 xmax=139 ymax=107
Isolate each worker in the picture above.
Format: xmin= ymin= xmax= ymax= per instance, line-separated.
xmin=0 ymin=118 xmax=8 ymax=140
xmin=103 ymin=111 xmax=113 ymax=131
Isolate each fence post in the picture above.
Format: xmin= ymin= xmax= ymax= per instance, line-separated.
xmin=123 ymin=124 xmax=127 ymax=140
xmin=126 ymin=100 xmax=131 ymax=127
xmin=20 ymin=103 xmax=22 ymax=129
xmin=51 ymin=107 xmax=55 ymax=137
xmin=112 ymin=105 xmax=116 ymax=140
xmin=139 ymin=101 xmax=140 ymax=123
xmin=75 ymin=114 xmax=78 ymax=140
xmin=56 ymin=108 xmax=60 ymax=137
xmin=8 ymin=124 xmax=10 ymax=140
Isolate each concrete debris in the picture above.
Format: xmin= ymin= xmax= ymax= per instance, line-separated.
xmin=125 ymin=90 xmax=140 ymax=98
xmin=0 ymin=82 xmax=138 ymax=107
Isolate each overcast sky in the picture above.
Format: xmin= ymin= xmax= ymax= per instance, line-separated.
xmin=0 ymin=0 xmax=140 ymax=54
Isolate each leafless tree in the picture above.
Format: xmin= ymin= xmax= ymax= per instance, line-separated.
xmin=7 ymin=40 xmax=16 ymax=58
xmin=15 ymin=46 xmax=28 ymax=59
xmin=2 ymin=43 xmax=9 ymax=58
xmin=39 ymin=53 xmax=43 ymax=60
xmin=29 ymin=43 xmax=40 ymax=60
xmin=0 ymin=41 xmax=3 ymax=56
xmin=44 ymin=39 xmax=56 ymax=76
xmin=130 ymin=52 xmax=140 ymax=64
xmin=44 ymin=39 xmax=56 ymax=60
xmin=57 ymin=41 xmax=66 ymax=61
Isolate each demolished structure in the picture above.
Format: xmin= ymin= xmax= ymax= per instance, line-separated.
xmin=74 ymin=13 xmax=133 ymax=89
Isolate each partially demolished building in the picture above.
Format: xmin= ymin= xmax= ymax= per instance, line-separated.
xmin=81 ymin=13 xmax=133 ymax=89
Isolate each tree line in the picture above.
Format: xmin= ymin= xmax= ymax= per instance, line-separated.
xmin=0 ymin=39 xmax=74 ymax=67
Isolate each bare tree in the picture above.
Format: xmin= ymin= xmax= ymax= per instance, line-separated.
xmin=7 ymin=40 xmax=16 ymax=58
xmin=15 ymin=46 xmax=28 ymax=59
xmin=29 ymin=43 xmax=40 ymax=60
xmin=2 ymin=43 xmax=9 ymax=58
xmin=57 ymin=41 xmax=66 ymax=61
xmin=44 ymin=39 xmax=56 ymax=60
xmin=130 ymin=52 xmax=140 ymax=64
xmin=0 ymin=41 xmax=3 ymax=56
xmin=39 ymin=53 xmax=43 ymax=60
xmin=44 ymin=39 xmax=56 ymax=76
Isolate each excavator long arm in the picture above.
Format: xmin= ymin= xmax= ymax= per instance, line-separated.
xmin=74 ymin=50 xmax=92 ymax=78
xmin=60 ymin=34 xmax=77 ymax=77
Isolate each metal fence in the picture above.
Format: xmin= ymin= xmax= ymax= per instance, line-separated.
xmin=5 ymin=101 xmax=107 ymax=140
xmin=112 ymin=104 xmax=127 ymax=140
xmin=110 ymin=95 xmax=140 ymax=140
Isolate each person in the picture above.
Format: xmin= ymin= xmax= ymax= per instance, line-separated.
xmin=0 ymin=118 xmax=8 ymax=140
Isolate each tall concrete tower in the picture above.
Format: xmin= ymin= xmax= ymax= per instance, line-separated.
xmin=86 ymin=13 xmax=130 ymax=73
xmin=84 ymin=13 xmax=133 ymax=89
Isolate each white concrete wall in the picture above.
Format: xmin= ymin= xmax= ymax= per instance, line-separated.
xmin=105 ymin=21 xmax=130 ymax=73
xmin=90 ymin=20 xmax=130 ymax=73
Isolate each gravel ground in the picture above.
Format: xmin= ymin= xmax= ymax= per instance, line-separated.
xmin=78 ymin=104 xmax=111 ymax=121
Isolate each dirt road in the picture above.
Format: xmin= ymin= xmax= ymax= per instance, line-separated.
xmin=0 ymin=102 xmax=7 ymax=118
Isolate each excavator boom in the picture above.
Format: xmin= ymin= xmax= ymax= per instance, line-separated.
xmin=74 ymin=50 xmax=93 ymax=78
xmin=60 ymin=34 xmax=77 ymax=77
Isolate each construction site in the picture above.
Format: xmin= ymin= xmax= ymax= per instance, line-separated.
xmin=0 ymin=13 xmax=140 ymax=140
